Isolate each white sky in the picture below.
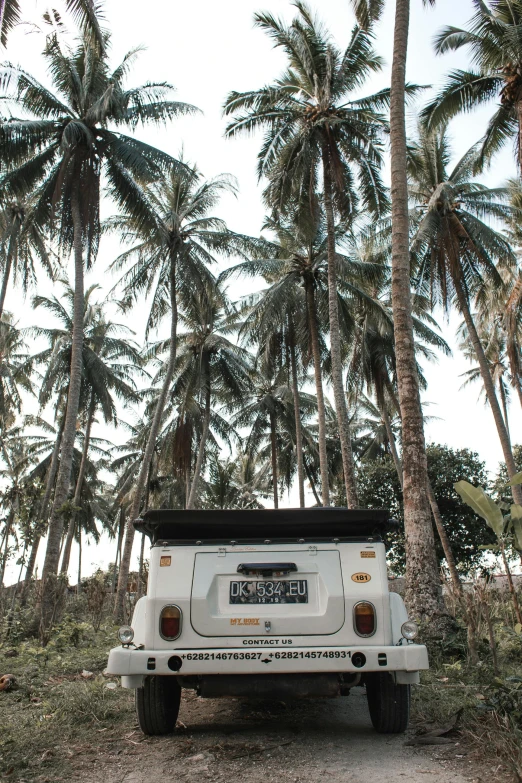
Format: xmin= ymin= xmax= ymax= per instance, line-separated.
xmin=3 ymin=0 xmax=521 ymax=583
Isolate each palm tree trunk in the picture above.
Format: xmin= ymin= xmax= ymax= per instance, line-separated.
xmin=269 ymin=409 xmax=279 ymax=509
xmin=111 ymin=506 xmax=125 ymax=594
xmin=518 ymin=100 xmax=522 ymax=174
xmin=21 ymin=415 xmax=66 ymax=604
xmin=381 ymin=405 xmax=403 ymax=487
xmin=5 ymin=541 xmax=27 ymax=638
xmin=321 ymin=148 xmax=358 ymax=509
xmin=185 ymin=467 xmax=190 ymax=509
xmin=289 ymin=331 xmax=305 ymax=508
xmin=499 ymin=378 xmax=511 ymax=444
xmin=390 ymin=0 xmax=444 ymax=623
xmin=500 ymin=539 xmax=522 ymax=626
xmin=505 ymin=275 xmax=522 ymax=409
xmin=382 ymin=403 xmax=464 ymax=600
xmin=305 ymin=280 xmax=329 ymax=506
xmin=20 ymin=535 xmax=39 ymax=604
xmin=187 ymin=371 xmax=211 ymax=509
xmin=454 ymin=278 xmax=522 ymax=505
xmin=136 ymin=459 xmax=154 ymax=599
xmin=303 ymin=455 xmax=322 ymax=506
xmin=425 ymin=482 xmax=463 ymax=596
xmin=0 ymin=508 xmax=14 ymax=589
xmin=39 ymin=413 xmax=66 ymax=522
xmin=0 ymin=240 xmax=14 ymax=321
xmin=77 ymin=527 xmax=81 ymax=595
xmin=38 ymin=179 xmax=86 ymax=636
xmin=137 ymin=533 xmax=146 ymax=600
xmin=114 ymin=252 xmax=178 ymax=621
xmin=60 ymin=394 xmax=95 ymax=577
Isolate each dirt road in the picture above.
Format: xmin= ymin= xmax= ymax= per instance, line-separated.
xmin=74 ymin=687 xmax=481 ymax=783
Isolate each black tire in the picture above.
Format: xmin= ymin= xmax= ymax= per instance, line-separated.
xmin=135 ymin=676 xmax=181 ymax=736
xmin=365 ymin=673 xmax=410 ymax=734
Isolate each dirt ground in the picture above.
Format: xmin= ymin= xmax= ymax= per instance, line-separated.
xmin=72 ymin=687 xmax=490 ymax=783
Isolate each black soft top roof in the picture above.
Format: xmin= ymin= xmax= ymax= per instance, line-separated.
xmin=134 ymin=507 xmax=392 ymax=545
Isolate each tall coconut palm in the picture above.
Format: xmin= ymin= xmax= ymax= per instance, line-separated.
xmin=222 ymin=212 xmax=332 ymax=505
xmin=0 ymin=424 xmax=36 ymax=589
xmin=202 ymin=449 xmax=271 ymax=510
xmin=0 ymin=199 xmax=52 ymax=321
xmin=421 ymin=1 xmax=522 ymax=172
xmin=459 ymin=320 xmax=513 ymax=439
xmin=232 ymin=356 xmax=299 ymax=510
xmin=224 ymin=1 xmax=391 ymax=508
xmin=349 ymin=0 xmax=443 ymax=625
xmin=0 ymin=24 xmax=195 ymax=628
xmin=110 ymin=167 xmax=253 ymax=620
xmin=167 ymin=289 xmax=253 ymax=509
xmin=0 ymin=1 xmax=104 ymax=50
xmin=407 ymin=126 xmax=522 ymax=504
xmin=0 ymin=0 xmax=19 ymax=48
xmin=0 ymin=316 xmax=34 ymax=428
xmin=20 ymin=413 xmax=65 ymax=600
xmin=500 ymin=180 xmax=522 ymax=409
xmin=231 ymin=266 xmax=310 ymax=508
xmin=224 ymin=208 xmax=385 ymax=506
xmin=57 ymin=307 xmax=142 ymax=577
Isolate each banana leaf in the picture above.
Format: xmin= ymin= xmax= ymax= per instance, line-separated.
xmin=454 ymin=480 xmax=504 ymax=538
xmin=511 ymin=505 xmax=522 ymax=551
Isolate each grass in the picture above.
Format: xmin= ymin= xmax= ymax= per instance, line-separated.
xmin=2 ymin=588 xmax=522 ymax=782
xmin=0 ymin=621 xmax=134 ymax=782
xmin=411 ymin=642 xmax=522 ymax=782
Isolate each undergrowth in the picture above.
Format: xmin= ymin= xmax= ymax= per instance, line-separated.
xmin=413 ymin=618 xmax=522 ymax=782
xmin=0 ymin=621 xmax=133 ymax=782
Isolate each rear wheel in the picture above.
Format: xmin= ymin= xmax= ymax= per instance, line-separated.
xmin=136 ymin=675 xmax=181 ymax=736
xmin=365 ymin=673 xmax=410 ymax=733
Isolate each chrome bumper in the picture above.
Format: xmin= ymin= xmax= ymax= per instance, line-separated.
xmin=107 ymin=643 xmax=428 ymax=688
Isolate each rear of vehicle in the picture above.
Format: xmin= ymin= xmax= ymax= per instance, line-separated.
xmin=107 ymin=508 xmax=428 ymax=736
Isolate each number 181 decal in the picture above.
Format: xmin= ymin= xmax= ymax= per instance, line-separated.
xmin=351 ymin=572 xmax=371 ymax=583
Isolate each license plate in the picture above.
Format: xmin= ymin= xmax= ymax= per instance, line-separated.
xmin=229 ymin=579 xmax=308 ymax=604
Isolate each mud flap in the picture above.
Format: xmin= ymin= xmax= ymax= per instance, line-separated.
xmin=393 ymin=671 xmax=420 ymax=685
xmin=122 ymin=675 xmax=145 ymax=689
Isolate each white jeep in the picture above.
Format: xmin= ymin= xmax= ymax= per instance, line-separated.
xmin=107 ymin=508 xmax=428 ymax=736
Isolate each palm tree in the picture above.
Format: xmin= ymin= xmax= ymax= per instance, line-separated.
xmin=111 ymin=167 xmax=253 ymax=620
xmin=0 ymin=0 xmax=19 ymax=48
xmin=349 ymin=0 xmax=443 ymax=625
xmin=224 ymin=208 xmax=385 ymax=506
xmin=222 ymin=212 xmax=331 ymax=505
xmin=0 ymin=316 xmax=34 ymax=427
xmin=0 ymin=199 xmax=52 ymax=321
xmin=407 ymin=126 xmax=522 ymax=504
xmin=501 ymin=179 xmax=522 ymax=409
xmin=20 ymin=414 xmax=65 ymax=601
xmin=202 ymin=449 xmax=270 ymax=510
xmin=170 ymin=289 xmax=253 ymax=509
xmin=0 ymin=424 xmax=35 ymax=590
xmin=233 ymin=356 xmax=297 ymax=509
xmin=459 ymin=320 xmax=513 ymax=440
xmin=57 ymin=305 xmax=142 ymax=577
xmin=224 ymin=1 xmax=391 ymax=508
xmin=0 ymin=23 xmax=195 ymax=629
xmin=0 ymin=1 xmax=104 ymax=50
xmin=421 ymin=1 xmax=522 ymax=172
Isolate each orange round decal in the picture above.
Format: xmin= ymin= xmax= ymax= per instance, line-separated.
xmin=351 ymin=572 xmax=371 ymax=583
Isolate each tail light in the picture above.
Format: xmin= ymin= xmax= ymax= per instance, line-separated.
xmin=353 ymin=601 xmax=376 ymax=637
xmin=160 ymin=605 xmax=182 ymax=640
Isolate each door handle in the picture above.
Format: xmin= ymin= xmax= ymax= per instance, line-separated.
xmin=237 ymin=563 xmax=298 ymax=577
